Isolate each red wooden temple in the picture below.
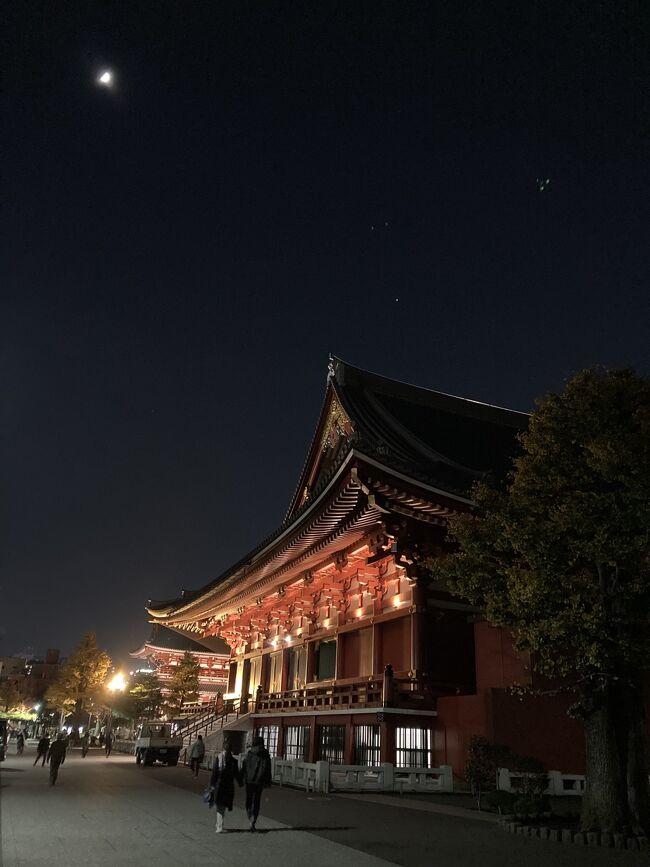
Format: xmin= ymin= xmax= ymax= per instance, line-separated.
xmin=146 ymin=358 xmax=584 ymax=773
xmin=130 ymin=625 xmax=229 ymax=708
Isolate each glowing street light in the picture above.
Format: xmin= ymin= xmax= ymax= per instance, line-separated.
xmin=105 ymin=673 xmax=127 ymax=745
xmin=107 ymin=673 xmax=127 ymax=693
xmin=97 ymin=70 xmax=113 ymax=87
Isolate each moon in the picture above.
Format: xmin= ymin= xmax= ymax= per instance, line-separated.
xmin=97 ymin=70 xmax=113 ymax=87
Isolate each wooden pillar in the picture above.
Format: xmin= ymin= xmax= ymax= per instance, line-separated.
xmin=277 ymin=722 xmax=285 ymax=760
xmin=410 ymin=582 xmax=425 ymax=674
xmin=280 ymin=648 xmax=291 ymax=692
xmin=306 ymin=641 xmax=316 ymax=684
xmin=240 ymin=658 xmax=251 ymax=710
xmin=260 ymin=652 xmax=270 ymax=692
xmin=379 ymin=718 xmax=393 ymax=763
xmin=334 ymin=634 xmax=344 ymax=681
xmin=345 ymin=716 xmax=355 ymax=764
xmin=307 ymin=716 xmax=318 ymax=763
xmin=372 ymin=623 xmax=382 ymax=676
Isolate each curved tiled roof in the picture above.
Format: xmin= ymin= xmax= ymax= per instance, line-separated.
xmin=148 ymin=357 xmax=528 ymax=621
xmin=132 ymin=624 xmax=229 ymax=656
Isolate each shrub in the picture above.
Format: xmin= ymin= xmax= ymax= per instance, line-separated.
xmin=465 ymin=736 xmax=510 ymax=810
xmin=510 ymin=754 xmax=549 ymax=800
xmin=484 ymin=789 xmax=516 ymax=813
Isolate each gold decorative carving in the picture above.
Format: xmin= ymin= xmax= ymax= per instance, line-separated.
xmin=319 ymin=395 xmax=351 ymax=452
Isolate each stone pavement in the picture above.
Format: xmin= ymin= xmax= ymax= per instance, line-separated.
xmin=0 ymin=750 xmax=389 ymax=867
xmin=0 ymin=749 xmax=643 ymax=867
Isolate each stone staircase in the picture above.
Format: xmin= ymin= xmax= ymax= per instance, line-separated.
xmin=178 ymin=700 xmax=253 ymax=760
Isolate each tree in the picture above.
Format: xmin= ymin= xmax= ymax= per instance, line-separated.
xmin=46 ymin=632 xmax=112 ymax=726
xmin=429 ymin=368 xmax=650 ymax=834
xmin=164 ymin=652 xmax=200 ymax=715
xmin=109 ymin=672 xmax=163 ymax=721
xmin=44 ymin=679 xmax=76 ymax=722
xmin=465 ymin=736 xmax=509 ymax=811
xmin=129 ymin=672 xmax=163 ymax=718
xmin=0 ymin=679 xmax=22 ymax=713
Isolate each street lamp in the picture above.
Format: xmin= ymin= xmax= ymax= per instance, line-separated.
xmin=106 ymin=673 xmax=127 ymax=739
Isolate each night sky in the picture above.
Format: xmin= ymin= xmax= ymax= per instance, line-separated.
xmin=2 ymin=2 xmax=649 ymax=666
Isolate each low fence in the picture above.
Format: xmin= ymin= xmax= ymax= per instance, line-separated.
xmin=497 ymin=767 xmax=586 ymax=797
xmin=113 ymin=739 xmax=136 ymax=755
xmin=271 ymin=758 xmax=453 ymax=795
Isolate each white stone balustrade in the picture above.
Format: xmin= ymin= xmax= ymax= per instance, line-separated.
xmin=271 ymin=758 xmax=453 ymax=794
xmin=497 ymin=767 xmax=586 ymax=796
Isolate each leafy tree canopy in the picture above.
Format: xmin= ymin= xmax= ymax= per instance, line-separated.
xmin=0 ymin=679 xmax=24 ymax=714
xmin=46 ymin=632 xmax=112 ymax=720
xmin=428 ymin=367 xmax=650 ymax=833
xmin=164 ymin=651 xmax=200 ymax=715
xmin=109 ymin=671 xmax=164 ymax=720
xmin=430 ymin=367 xmax=650 ymax=693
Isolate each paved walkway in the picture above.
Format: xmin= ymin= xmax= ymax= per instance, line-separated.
xmin=0 ymin=749 xmax=642 ymax=867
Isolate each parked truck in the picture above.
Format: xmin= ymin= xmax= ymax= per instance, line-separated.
xmin=135 ymin=721 xmax=182 ymax=767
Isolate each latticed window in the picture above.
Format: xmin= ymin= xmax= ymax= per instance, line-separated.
xmin=395 ymin=727 xmax=431 ymax=768
xmin=255 ymin=725 xmax=279 ymax=757
xmin=317 ymin=725 xmax=345 ymax=764
xmin=315 ymin=640 xmax=336 ymax=680
xmin=284 ymin=725 xmax=310 ymax=761
xmin=269 ymin=651 xmax=283 ymax=692
xmin=353 ymin=724 xmax=380 ymax=766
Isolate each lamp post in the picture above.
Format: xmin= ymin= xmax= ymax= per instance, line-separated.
xmin=32 ymin=703 xmax=42 ymax=738
xmin=106 ymin=673 xmax=127 ymax=742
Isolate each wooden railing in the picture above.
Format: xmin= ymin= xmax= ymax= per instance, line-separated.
xmin=182 ymin=698 xmax=249 ymax=758
xmin=254 ymin=671 xmax=437 ymax=713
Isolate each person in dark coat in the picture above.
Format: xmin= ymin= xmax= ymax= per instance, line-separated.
xmin=209 ymin=741 xmax=242 ymax=834
xmin=16 ymin=732 xmax=25 ymax=755
xmin=189 ymin=734 xmax=205 ymax=777
xmin=34 ymin=735 xmax=50 ymax=766
xmin=80 ymin=732 xmax=89 ymax=757
xmin=47 ymin=734 xmax=67 ymax=786
xmin=242 ymin=736 xmax=272 ymax=832
xmin=105 ymin=732 xmax=113 ymax=757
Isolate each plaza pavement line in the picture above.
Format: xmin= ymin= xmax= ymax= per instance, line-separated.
xmin=337 ymin=792 xmax=499 ymax=823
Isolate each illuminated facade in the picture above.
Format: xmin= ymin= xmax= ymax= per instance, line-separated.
xmin=146 ymin=358 xmax=584 ymax=772
xmin=130 ymin=625 xmax=229 ymax=707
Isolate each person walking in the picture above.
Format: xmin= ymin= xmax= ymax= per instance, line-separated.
xmin=209 ymin=740 xmax=242 ymax=834
xmin=242 ymin=735 xmax=272 ymax=832
xmin=105 ymin=732 xmax=113 ymax=757
xmin=80 ymin=732 xmax=89 ymax=758
xmin=33 ymin=735 xmax=50 ymax=766
xmin=47 ymin=734 xmax=67 ymax=786
xmin=189 ymin=734 xmax=205 ymax=777
xmin=16 ymin=732 xmax=25 ymax=755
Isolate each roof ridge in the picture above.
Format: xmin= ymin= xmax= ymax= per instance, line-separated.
xmin=330 ymin=355 xmax=530 ymax=418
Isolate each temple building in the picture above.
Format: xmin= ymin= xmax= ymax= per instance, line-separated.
xmin=146 ymin=358 xmax=584 ymax=773
xmin=130 ymin=625 xmax=229 ymax=707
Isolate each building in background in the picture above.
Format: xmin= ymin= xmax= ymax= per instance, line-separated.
xmin=130 ymin=624 xmax=229 ymax=708
xmin=0 ymin=649 xmax=62 ymax=707
xmin=0 ymin=657 xmax=27 ymax=680
xmin=145 ymin=357 xmax=584 ymax=774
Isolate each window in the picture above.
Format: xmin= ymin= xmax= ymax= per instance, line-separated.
xmin=287 ymin=646 xmax=307 ymax=690
xmin=234 ymin=660 xmax=244 ymax=696
xmin=315 ymin=640 xmax=336 ymax=681
xmin=255 ymin=725 xmax=279 ymax=757
xmin=284 ymin=725 xmax=310 ymax=761
xmin=318 ymin=725 xmax=345 ymax=764
xmin=269 ymin=651 xmax=283 ymax=693
xmin=249 ymin=655 xmax=262 ymax=694
xmin=354 ymin=725 xmax=380 ymax=766
xmin=395 ymin=727 xmax=431 ymax=768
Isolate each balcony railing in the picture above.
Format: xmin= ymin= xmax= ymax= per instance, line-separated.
xmin=254 ymin=670 xmax=438 ymax=714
